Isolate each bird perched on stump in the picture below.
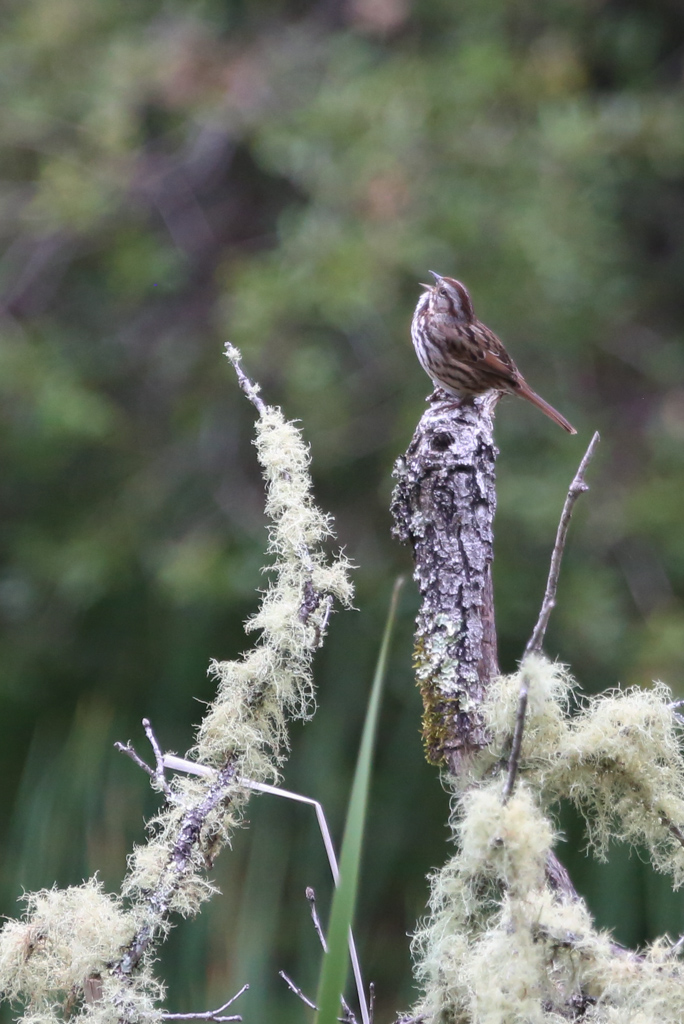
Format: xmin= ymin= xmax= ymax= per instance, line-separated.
xmin=411 ymin=272 xmax=576 ymax=434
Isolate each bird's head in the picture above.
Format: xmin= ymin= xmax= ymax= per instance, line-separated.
xmin=420 ymin=272 xmax=475 ymax=323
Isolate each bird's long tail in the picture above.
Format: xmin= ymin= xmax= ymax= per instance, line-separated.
xmin=516 ymin=381 xmax=577 ymax=434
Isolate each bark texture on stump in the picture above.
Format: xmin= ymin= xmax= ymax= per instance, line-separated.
xmin=391 ymin=390 xmax=499 ymax=776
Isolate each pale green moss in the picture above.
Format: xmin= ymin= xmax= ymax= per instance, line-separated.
xmin=0 ymin=880 xmax=161 ymax=1024
xmin=195 ymin=382 xmax=353 ymax=771
xmin=413 ymin=655 xmax=684 ymax=1023
xmin=457 ymin=785 xmax=554 ymax=896
xmin=479 ymin=658 xmax=684 ymax=883
xmin=0 ymin=351 xmax=353 ymax=1024
xmin=482 ymin=653 xmax=574 ymax=764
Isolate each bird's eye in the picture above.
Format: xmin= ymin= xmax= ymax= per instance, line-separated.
xmin=438 ymin=288 xmax=447 ymax=297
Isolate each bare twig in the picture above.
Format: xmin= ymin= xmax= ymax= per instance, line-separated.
xmin=114 ymin=740 xmax=155 ymax=780
xmin=162 ymin=1011 xmax=240 ymax=1020
xmin=502 ymin=668 xmax=531 ymax=804
xmin=503 ymin=433 xmax=599 ymax=803
xmin=525 ymin=431 xmax=600 ymax=657
xmin=162 ymin=985 xmax=249 ymax=1022
xmin=142 ymin=719 xmax=171 ymax=786
xmin=114 ymin=719 xmax=175 ymax=802
xmin=279 ymin=971 xmax=317 ymax=1011
xmin=302 ymin=888 xmax=357 ymax=1023
xmin=369 ymin=982 xmax=375 ymax=1024
xmin=306 ymin=886 xmax=328 ymax=951
xmin=278 ymin=972 xmax=355 ymax=1023
xmin=225 ymin=344 xmax=266 ymax=415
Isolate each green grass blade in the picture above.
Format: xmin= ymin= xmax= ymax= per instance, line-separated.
xmin=315 ymin=577 xmax=405 ymax=1024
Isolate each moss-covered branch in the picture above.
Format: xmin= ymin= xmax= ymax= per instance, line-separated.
xmin=0 ymin=349 xmax=353 ymax=1024
xmin=412 ymin=657 xmax=684 ymax=1023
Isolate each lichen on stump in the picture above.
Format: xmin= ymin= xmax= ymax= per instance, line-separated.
xmin=391 ymin=390 xmax=499 ymax=776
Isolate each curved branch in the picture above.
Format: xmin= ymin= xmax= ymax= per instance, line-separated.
xmin=526 ymin=431 xmax=600 ymax=657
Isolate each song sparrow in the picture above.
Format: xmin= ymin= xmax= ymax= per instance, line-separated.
xmin=411 ymin=273 xmax=576 ymax=434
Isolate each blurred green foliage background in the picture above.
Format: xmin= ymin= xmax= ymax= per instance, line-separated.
xmin=2 ymin=0 xmax=684 ymax=1019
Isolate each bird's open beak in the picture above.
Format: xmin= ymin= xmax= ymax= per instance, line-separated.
xmin=419 ymin=282 xmax=431 ymax=290
xmin=428 ymin=270 xmax=442 ymax=282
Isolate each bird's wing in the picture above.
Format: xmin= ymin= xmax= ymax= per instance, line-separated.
xmin=441 ymin=321 xmax=520 ymax=388
xmin=480 ymin=346 xmax=519 ymax=383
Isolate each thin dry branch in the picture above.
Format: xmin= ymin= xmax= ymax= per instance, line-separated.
xmin=279 ymin=967 xmax=357 ymax=1024
xmin=306 ymin=886 xmax=328 ymax=951
xmin=503 ymin=433 xmax=599 ymax=804
xmin=114 ymin=740 xmax=156 ymax=780
xmin=279 ymin=972 xmax=317 ymax=1012
xmin=163 ymin=1014 xmax=240 ymax=1022
xmin=301 ymin=887 xmax=357 ymax=1024
xmin=501 ymin=668 xmax=530 ymax=804
xmin=115 ymin=719 xmax=174 ymax=802
xmin=525 ymin=431 xmax=600 ymax=657
xmin=162 ymin=985 xmax=249 ymax=1022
